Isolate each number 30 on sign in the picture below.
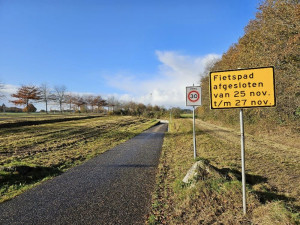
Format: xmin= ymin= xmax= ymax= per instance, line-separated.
xmin=186 ymin=86 xmax=202 ymax=106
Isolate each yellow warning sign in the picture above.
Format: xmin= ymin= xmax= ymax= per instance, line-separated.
xmin=210 ymin=67 xmax=276 ymax=109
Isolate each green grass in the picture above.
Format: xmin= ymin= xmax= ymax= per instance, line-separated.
xmin=0 ymin=116 xmax=158 ymax=202
xmin=180 ymin=113 xmax=193 ymax=118
xmin=147 ymin=119 xmax=299 ymax=224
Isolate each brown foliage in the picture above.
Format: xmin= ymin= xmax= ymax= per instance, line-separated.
xmin=199 ymin=0 xmax=300 ymax=129
xmin=10 ymin=85 xmax=41 ymax=108
xmin=64 ymin=94 xmax=75 ymax=110
xmin=23 ymin=103 xmax=37 ymax=113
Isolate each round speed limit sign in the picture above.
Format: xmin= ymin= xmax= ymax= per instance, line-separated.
xmin=188 ymin=91 xmax=200 ymax=102
xmin=186 ymin=86 xmax=202 ymax=106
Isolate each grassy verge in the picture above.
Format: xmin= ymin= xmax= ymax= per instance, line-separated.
xmin=147 ymin=119 xmax=299 ymax=224
xmin=180 ymin=114 xmax=193 ymax=118
xmin=0 ymin=116 xmax=158 ymax=203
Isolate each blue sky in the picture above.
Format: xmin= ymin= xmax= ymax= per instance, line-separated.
xmin=0 ymin=0 xmax=260 ymax=108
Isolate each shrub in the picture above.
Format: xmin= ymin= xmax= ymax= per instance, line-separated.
xmin=23 ymin=104 xmax=37 ymax=113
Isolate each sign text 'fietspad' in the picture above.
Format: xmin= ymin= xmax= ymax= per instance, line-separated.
xmin=210 ymin=67 xmax=275 ymax=109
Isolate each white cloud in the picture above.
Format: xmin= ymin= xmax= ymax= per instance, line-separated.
xmin=104 ymin=51 xmax=221 ymax=108
xmin=0 ymin=84 xmax=18 ymax=106
xmin=2 ymin=84 xmax=18 ymax=95
xmin=0 ymin=51 xmax=221 ymax=110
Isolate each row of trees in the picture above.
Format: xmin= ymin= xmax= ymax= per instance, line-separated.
xmin=106 ymin=100 xmax=168 ymax=118
xmin=7 ymin=84 xmax=107 ymax=113
xmin=0 ymin=83 xmax=170 ymax=118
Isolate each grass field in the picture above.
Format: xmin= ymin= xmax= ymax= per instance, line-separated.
xmin=0 ymin=115 xmax=158 ymax=202
xmin=0 ymin=112 xmax=100 ymax=125
xmin=180 ymin=114 xmax=193 ymax=118
xmin=0 ymin=112 xmax=80 ymax=119
xmin=148 ymin=119 xmax=299 ymax=224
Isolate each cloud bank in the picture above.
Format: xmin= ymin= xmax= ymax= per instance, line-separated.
xmin=0 ymin=84 xmax=18 ymax=105
xmin=1 ymin=51 xmax=221 ymax=110
xmin=105 ymin=51 xmax=221 ymax=108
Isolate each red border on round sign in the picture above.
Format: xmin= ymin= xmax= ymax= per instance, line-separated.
xmin=188 ymin=90 xmax=200 ymax=102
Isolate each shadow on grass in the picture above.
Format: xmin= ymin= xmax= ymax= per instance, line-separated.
xmin=254 ymin=191 xmax=296 ymax=204
xmin=211 ymin=166 xmax=297 ymax=205
xmin=216 ymin=167 xmax=267 ymax=185
xmin=0 ymin=165 xmax=62 ymax=186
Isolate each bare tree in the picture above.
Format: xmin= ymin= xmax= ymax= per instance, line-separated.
xmin=53 ymin=85 xmax=67 ymax=113
xmin=90 ymin=96 xmax=98 ymax=113
xmin=107 ymin=96 xmax=119 ymax=113
xmin=64 ymin=93 xmax=77 ymax=111
xmin=73 ymin=95 xmax=85 ymax=112
xmin=80 ymin=97 xmax=88 ymax=113
xmin=84 ymin=95 xmax=100 ymax=113
xmin=94 ymin=95 xmax=105 ymax=113
xmin=81 ymin=95 xmax=90 ymax=112
xmin=39 ymin=83 xmax=53 ymax=113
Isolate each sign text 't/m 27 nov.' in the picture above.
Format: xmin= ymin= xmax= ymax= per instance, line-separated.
xmin=210 ymin=67 xmax=275 ymax=109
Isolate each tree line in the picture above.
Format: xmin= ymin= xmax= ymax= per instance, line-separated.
xmin=3 ymin=84 xmax=106 ymax=113
xmin=0 ymin=83 xmax=171 ymax=118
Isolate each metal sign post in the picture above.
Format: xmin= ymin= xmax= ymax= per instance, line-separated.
xmin=193 ymin=106 xmax=197 ymax=159
xmin=209 ymin=66 xmax=276 ymax=215
xmin=240 ymin=109 xmax=246 ymax=215
xmin=186 ymin=86 xmax=202 ymax=160
xmin=169 ymin=107 xmax=172 ymax=132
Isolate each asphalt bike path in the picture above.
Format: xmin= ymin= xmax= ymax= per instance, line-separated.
xmin=0 ymin=123 xmax=168 ymax=225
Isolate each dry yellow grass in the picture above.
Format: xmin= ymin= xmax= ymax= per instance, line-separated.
xmin=148 ymin=119 xmax=299 ymax=224
xmin=0 ymin=116 xmax=158 ymax=202
xmin=195 ymin=119 xmax=300 ymax=208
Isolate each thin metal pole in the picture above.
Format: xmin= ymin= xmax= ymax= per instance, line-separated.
xmin=193 ymin=106 xmax=196 ymax=159
xmin=169 ymin=108 xmax=171 ymax=132
xmin=240 ymin=109 xmax=247 ymax=215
